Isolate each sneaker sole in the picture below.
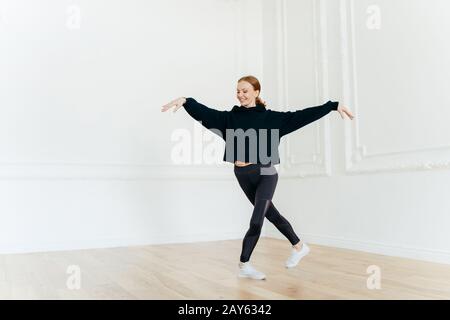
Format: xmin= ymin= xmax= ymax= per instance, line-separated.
xmin=285 ymin=247 xmax=310 ymax=268
xmin=238 ymin=274 xmax=266 ymax=280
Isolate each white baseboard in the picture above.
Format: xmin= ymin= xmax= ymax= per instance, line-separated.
xmin=6 ymin=230 xmax=450 ymax=266
xmin=266 ymin=231 xmax=450 ymax=265
xmin=0 ymin=231 xmax=245 ymax=255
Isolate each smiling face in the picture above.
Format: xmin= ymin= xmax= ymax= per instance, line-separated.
xmin=236 ymin=81 xmax=259 ymax=107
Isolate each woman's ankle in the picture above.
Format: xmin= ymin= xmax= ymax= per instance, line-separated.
xmin=293 ymin=240 xmax=303 ymax=251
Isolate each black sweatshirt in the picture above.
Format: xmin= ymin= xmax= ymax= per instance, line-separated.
xmin=183 ymin=97 xmax=339 ymax=165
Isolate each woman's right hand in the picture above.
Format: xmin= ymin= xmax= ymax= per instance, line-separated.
xmin=161 ymin=97 xmax=186 ymax=113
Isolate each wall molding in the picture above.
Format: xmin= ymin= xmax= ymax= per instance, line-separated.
xmin=276 ymin=0 xmax=333 ymax=179
xmin=340 ymin=0 xmax=450 ymax=174
xmin=0 ymin=161 xmax=234 ymax=180
xmin=1 ymin=0 xmax=342 ymax=181
xmin=0 ymin=231 xmax=247 ymax=255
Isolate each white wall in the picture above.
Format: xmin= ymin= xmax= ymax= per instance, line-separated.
xmin=0 ymin=0 xmax=265 ymax=253
xmin=263 ymin=0 xmax=450 ymax=264
xmin=2 ymin=0 xmax=450 ymax=266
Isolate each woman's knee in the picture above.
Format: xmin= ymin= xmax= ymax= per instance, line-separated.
xmin=247 ymin=222 xmax=263 ymax=236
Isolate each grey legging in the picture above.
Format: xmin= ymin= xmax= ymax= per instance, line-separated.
xmin=234 ymin=163 xmax=301 ymax=263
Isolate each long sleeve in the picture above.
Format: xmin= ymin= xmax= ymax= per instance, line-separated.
xmin=268 ymin=100 xmax=339 ymax=137
xmin=182 ymin=97 xmax=228 ymax=138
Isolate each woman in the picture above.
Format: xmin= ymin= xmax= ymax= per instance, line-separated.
xmin=161 ymin=76 xmax=354 ymax=280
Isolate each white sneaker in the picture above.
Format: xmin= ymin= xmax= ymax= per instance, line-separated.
xmin=285 ymin=243 xmax=310 ymax=268
xmin=238 ymin=262 xmax=266 ymax=280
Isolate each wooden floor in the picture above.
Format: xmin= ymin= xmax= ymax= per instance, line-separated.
xmin=1 ymin=237 xmax=450 ymax=299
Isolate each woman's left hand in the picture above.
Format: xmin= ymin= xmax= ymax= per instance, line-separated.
xmin=337 ymin=103 xmax=354 ymax=120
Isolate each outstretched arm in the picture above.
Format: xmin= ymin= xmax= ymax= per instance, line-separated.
xmin=161 ymin=97 xmax=228 ymax=136
xmin=268 ymin=101 xmax=354 ymax=137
